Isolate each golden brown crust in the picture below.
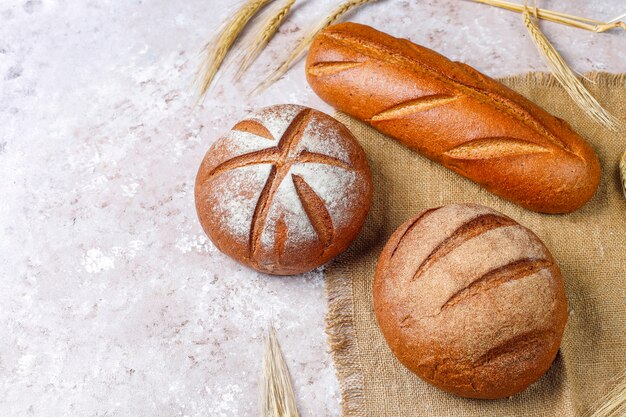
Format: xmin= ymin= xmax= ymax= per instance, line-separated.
xmin=195 ymin=104 xmax=372 ymax=275
xmin=373 ymin=204 xmax=568 ymax=399
xmin=306 ymin=23 xmax=601 ymax=213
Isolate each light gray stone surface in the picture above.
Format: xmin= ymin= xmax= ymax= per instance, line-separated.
xmin=1 ymin=0 xmax=624 ymax=416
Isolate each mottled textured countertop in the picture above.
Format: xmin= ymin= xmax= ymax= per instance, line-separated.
xmin=1 ymin=0 xmax=624 ymax=416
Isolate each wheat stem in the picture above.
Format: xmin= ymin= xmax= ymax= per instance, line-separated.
xmin=522 ymin=7 xmax=625 ymax=131
xmin=587 ymin=376 xmax=626 ymax=417
xmin=470 ymin=0 xmax=626 ymax=32
xmin=196 ymin=0 xmax=273 ymax=100
xmin=608 ymin=13 xmax=626 ymax=24
xmin=619 ymin=152 xmax=626 ymax=198
xmin=235 ymin=0 xmax=296 ymax=81
xmin=261 ymin=324 xmax=300 ymax=417
xmin=252 ymin=0 xmax=379 ymax=95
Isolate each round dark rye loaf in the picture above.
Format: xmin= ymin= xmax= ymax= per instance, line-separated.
xmin=306 ymin=22 xmax=600 ymax=214
xmin=374 ymin=204 xmax=568 ymax=399
xmin=195 ymin=104 xmax=372 ymax=275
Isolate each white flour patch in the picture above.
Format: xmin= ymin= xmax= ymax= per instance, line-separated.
xmin=206 ymin=384 xmax=243 ymax=417
xmin=222 ymin=129 xmax=277 ymax=155
xmin=172 ymin=140 xmax=187 ymax=157
xmin=299 ymin=114 xmax=351 ymax=163
xmin=207 ymin=106 xmax=367 ymax=250
xmin=17 ymin=354 xmax=37 ymax=376
xmin=290 ymin=163 xmax=359 ymax=230
xmin=248 ymin=105 xmax=304 ymax=142
xmin=121 ymin=182 xmax=139 ymax=197
xmin=208 ymin=164 xmax=272 ymax=242
xmin=260 ymin=171 xmax=317 ymax=248
xmin=82 ymin=175 xmax=109 ymax=192
xmin=82 ymin=248 xmax=115 ymax=273
xmin=128 ymin=240 xmax=144 ymax=252
xmin=111 ymin=240 xmax=145 ymax=258
xmin=175 ymin=234 xmax=212 ymax=254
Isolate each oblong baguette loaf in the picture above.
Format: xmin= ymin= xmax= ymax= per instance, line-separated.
xmin=305 ymin=23 xmax=601 ymax=213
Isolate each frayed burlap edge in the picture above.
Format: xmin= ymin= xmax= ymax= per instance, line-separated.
xmin=324 ymin=72 xmax=626 ymax=417
xmin=498 ymin=71 xmax=626 ymax=89
xmin=326 ymin=271 xmax=367 ymax=416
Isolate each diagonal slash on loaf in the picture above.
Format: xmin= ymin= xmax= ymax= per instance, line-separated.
xmin=206 ymin=108 xmax=356 ymax=264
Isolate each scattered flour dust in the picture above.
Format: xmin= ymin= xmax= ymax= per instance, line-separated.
xmin=175 ymin=234 xmax=215 ymax=254
xmin=248 ymin=104 xmax=304 ymax=141
xmin=206 ymin=384 xmax=243 ymax=417
xmin=82 ymin=248 xmax=115 ymax=273
xmin=299 ymin=113 xmax=351 ymax=163
xmin=260 ymin=170 xmax=318 ymax=248
xmin=121 ymin=182 xmax=139 ymax=197
xmin=223 ymin=129 xmax=276 ymax=156
xmin=208 ymin=164 xmax=273 ymax=243
xmin=290 ymin=163 xmax=360 ymax=230
xmin=205 ymin=104 xmax=367 ymax=250
xmin=111 ymin=240 xmax=145 ymax=258
xmin=17 ymin=354 xmax=37 ymax=376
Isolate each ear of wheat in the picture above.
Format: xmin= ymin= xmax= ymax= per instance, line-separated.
xmin=261 ymin=324 xmax=300 ymax=417
xmin=234 ymin=0 xmax=296 ymax=81
xmin=522 ymin=6 xmax=625 ymax=132
xmin=587 ymin=376 xmax=626 ymax=417
xmin=196 ymin=0 xmax=273 ymax=100
xmin=252 ymin=0 xmax=379 ymax=95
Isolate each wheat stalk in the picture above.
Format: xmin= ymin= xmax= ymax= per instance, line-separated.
xmin=587 ymin=376 xmax=626 ymax=417
xmin=619 ymin=152 xmax=626 ymax=198
xmin=522 ymin=6 xmax=625 ymax=132
xmin=470 ymin=0 xmax=626 ymax=32
xmin=252 ymin=0 xmax=379 ymax=95
xmin=261 ymin=324 xmax=300 ymax=417
xmin=196 ymin=0 xmax=273 ymax=99
xmin=234 ymin=0 xmax=296 ymax=81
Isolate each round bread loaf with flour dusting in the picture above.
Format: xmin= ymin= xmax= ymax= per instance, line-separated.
xmin=374 ymin=204 xmax=568 ymax=399
xmin=195 ymin=104 xmax=372 ymax=275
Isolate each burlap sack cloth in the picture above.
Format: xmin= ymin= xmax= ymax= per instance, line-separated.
xmin=325 ymin=73 xmax=625 ymax=417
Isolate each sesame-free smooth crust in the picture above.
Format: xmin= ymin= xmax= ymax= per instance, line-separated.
xmin=373 ymin=204 xmax=568 ymax=399
xmin=306 ymin=22 xmax=601 ymax=213
xmin=195 ymin=105 xmax=372 ymax=275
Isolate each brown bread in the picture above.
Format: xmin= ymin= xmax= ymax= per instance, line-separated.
xmin=195 ymin=104 xmax=372 ymax=275
xmin=373 ymin=204 xmax=568 ymax=399
xmin=306 ymin=23 xmax=601 ymax=213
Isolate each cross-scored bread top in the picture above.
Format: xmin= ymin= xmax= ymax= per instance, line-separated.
xmin=195 ymin=105 xmax=372 ymax=274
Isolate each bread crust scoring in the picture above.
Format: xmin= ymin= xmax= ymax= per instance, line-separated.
xmin=306 ymin=22 xmax=601 ymax=213
xmin=373 ymin=204 xmax=568 ymax=399
xmin=195 ymin=105 xmax=372 ymax=275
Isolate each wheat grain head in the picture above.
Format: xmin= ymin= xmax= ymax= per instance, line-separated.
xmin=252 ymin=0 xmax=379 ymax=95
xmin=522 ymin=7 xmax=625 ymax=132
xmin=234 ymin=0 xmax=296 ymax=81
xmin=196 ymin=0 xmax=273 ymax=100
xmin=261 ymin=324 xmax=300 ymax=417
